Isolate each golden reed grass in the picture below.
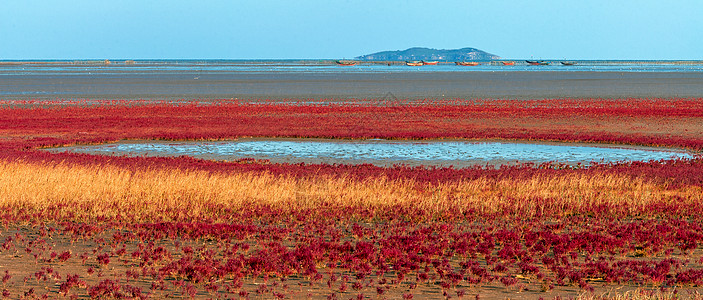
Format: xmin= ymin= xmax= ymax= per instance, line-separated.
xmin=1 ymin=159 xmax=700 ymax=223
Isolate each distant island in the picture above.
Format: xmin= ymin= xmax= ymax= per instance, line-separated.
xmin=355 ymin=47 xmax=500 ymax=61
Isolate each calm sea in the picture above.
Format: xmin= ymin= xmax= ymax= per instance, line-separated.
xmin=1 ymin=60 xmax=702 ymax=100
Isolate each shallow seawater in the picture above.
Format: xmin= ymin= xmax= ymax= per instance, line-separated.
xmin=53 ymin=139 xmax=693 ymax=167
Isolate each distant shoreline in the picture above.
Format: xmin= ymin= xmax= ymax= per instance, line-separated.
xmin=2 ymin=59 xmax=703 ymax=65
xmin=0 ymin=59 xmax=124 ymax=65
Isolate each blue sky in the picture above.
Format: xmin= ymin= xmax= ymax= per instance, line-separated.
xmin=1 ymin=0 xmax=701 ymax=60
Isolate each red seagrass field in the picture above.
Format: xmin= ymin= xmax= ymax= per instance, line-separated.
xmin=1 ymin=98 xmax=703 ymax=299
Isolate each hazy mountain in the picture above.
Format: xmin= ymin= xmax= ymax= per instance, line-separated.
xmin=355 ymin=47 xmax=500 ymax=61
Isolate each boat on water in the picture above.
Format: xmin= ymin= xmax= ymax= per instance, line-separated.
xmin=501 ymin=61 xmax=515 ymax=66
xmin=421 ymin=61 xmax=438 ymax=65
xmin=455 ymin=61 xmax=479 ymax=66
xmin=335 ymin=60 xmax=357 ymax=66
xmin=406 ymin=61 xmax=424 ymax=66
xmin=526 ymin=60 xmax=549 ymax=65
xmin=560 ymin=61 xmax=577 ymax=66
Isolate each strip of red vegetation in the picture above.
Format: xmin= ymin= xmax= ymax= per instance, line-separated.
xmin=2 ymin=98 xmax=703 ymax=149
xmin=1 ymin=98 xmax=702 ymax=186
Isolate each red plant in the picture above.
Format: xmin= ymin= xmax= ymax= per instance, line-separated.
xmin=1 ymin=98 xmax=702 ymax=297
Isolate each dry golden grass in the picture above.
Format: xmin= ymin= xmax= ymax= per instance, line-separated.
xmin=1 ymin=160 xmax=700 ymax=223
xmin=577 ymin=288 xmax=703 ymax=300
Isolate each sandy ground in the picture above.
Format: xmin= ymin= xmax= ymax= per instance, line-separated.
xmin=3 ymin=225 xmax=703 ymax=299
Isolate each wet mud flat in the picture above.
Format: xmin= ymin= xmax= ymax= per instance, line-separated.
xmin=2 ymin=71 xmax=703 ymax=100
xmin=49 ymin=138 xmax=694 ymax=168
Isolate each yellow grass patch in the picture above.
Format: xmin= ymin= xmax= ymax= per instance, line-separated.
xmin=0 ymin=160 xmax=700 ymax=223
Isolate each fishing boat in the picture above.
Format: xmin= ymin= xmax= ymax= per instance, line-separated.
xmin=501 ymin=61 xmax=515 ymax=66
xmin=526 ymin=60 xmax=549 ymax=65
xmin=406 ymin=61 xmax=424 ymax=66
xmin=455 ymin=61 xmax=479 ymax=66
xmin=335 ymin=60 xmax=357 ymax=66
xmin=560 ymin=61 xmax=577 ymax=66
xmin=421 ymin=61 xmax=438 ymax=65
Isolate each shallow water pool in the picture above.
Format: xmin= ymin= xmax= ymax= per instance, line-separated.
xmin=52 ymin=139 xmax=694 ymax=168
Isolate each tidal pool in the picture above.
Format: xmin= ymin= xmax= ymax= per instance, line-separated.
xmin=51 ymin=139 xmax=694 ymax=168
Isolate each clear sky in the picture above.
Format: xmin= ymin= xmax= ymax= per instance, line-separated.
xmin=1 ymin=0 xmax=701 ymax=60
